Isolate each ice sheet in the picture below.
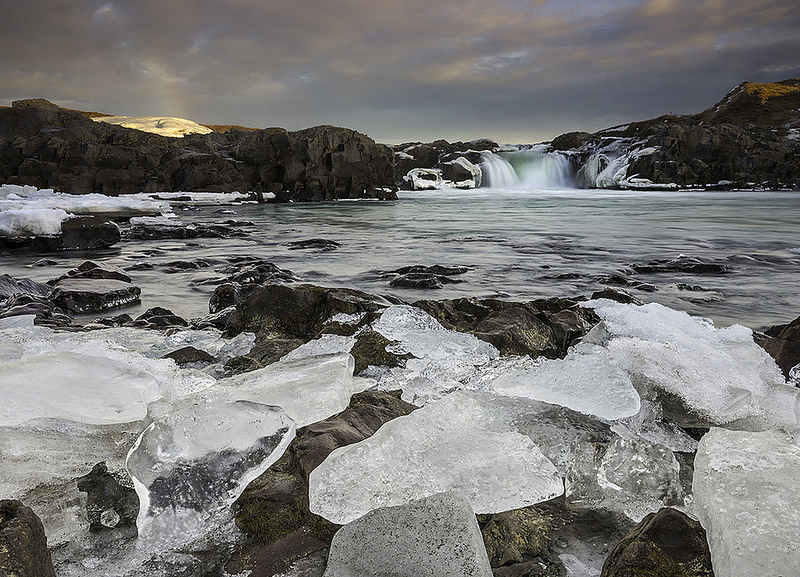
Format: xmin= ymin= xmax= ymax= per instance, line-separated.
xmin=309 ymin=391 xmax=563 ymax=524
xmin=693 ymin=428 xmax=800 ymax=577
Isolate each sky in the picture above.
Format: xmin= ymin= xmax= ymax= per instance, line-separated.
xmin=1 ymin=0 xmax=799 ymax=144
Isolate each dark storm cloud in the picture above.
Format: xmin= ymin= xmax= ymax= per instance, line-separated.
xmin=2 ymin=0 xmax=799 ymax=143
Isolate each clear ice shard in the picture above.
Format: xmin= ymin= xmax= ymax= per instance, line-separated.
xmin=488 ymin=343 xmax=641 ymax=420
xmin=210 ymin=352 xmax=363 ymax=427
xmin=126 ymin=399 xmax=295 ymax=539
xmin=370 ymin=304 xmax=499 ymax=405
xmin=308 ymin=391 xmax=563 ymax=525
xmin=693 ymin=428 xmax=800 ymax=577
xmin=584 ymin=299 xmax=800 ymax=429
xmin=565 ymin=426 xmax=684 ymax=522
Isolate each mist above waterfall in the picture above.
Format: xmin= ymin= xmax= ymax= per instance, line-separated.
xmin=480 ymin=147 xmax=574 ymax=189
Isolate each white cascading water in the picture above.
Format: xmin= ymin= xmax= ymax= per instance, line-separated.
xmin=480 ymin=147 xmax=574 ymax=189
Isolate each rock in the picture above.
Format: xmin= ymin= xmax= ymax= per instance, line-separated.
xmin=0 ymin=99 xmax=397 ymax=201
xmin=756 ymin=314 xmax=800 ymax=379
xmin=47 ymin=260 xmax=132 ymax=284
xmin=550 ymin=131 xmax=596 ymax=151
xmin=481 ymin=508 xmax=552 ymax=567
xmin=125 ymin=219 xmax=248 ymax=240
xmin=0 ymin=499 xmax=56 ymax=577
xmin=232 ymin=391 xmax=416 ymax=573
xmin=0 ymin=274 xmax=51 ymax=301
xmin=76 ymin=462 xmax=139 ymax=535
xmin=0 ymin=214 xmax=121 ymax=251
xmin=413 ymin=297 xmax=598 ymax=359
xmin=590 ymin=287 xmax=645 ymax=305
xmin=323 ymin=492 xmax=493 ymax=577
xmin=600 ymin=507 xmax=713 ymax=577
xmin=161 ymin=346 xmax=216 ymax=366
xmin=630 ymin=256 xmax=731 ymax=275
xmin=224 ymin=283 xmax=387 ymax=365
xmin=49 ymin=277 xmax=141 ymax=314
xmin=286 ymin=238 xmax=340 ymax=251
xmin=135 ymin=306 xmax=189 ymax=328
xmin=350 ymin=328 xmax=410 ymax=374
xmin=440 ymin=157 xmax=482 ymax=187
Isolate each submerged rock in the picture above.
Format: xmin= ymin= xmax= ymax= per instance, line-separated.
xmin=601 ymin=507 xmax=713 ymax=577
xmin=76 ymin=462 xmax=139 ymax=535
xmin=49 ymin=278 xmax=141 ymax=314
xmin=0 ymin=499 xmax=56 ymax=577
xmin=324 ymin=492 xmax=493 ymax=577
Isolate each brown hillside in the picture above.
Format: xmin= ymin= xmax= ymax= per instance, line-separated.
xmin=699 ymin=79 xmax=800 ymax=127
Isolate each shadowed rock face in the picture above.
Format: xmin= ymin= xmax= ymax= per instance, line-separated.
xmin=0 ymin=499 xmax=56 ymax=577
xmin=0 ymin=99 xmax=397 ymax=200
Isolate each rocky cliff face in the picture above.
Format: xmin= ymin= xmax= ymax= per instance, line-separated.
xmin=0 ymin=99 xmax=396 ymax=200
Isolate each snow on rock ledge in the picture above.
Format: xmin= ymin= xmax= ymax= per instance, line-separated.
xmin=693 ymin=428 xmax=800 ymax=577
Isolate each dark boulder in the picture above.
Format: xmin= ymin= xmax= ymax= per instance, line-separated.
xmin=0 ymin=499 xmax=56 ymax=577
xmin=386 ymin=265 xmax=469 ymax=290
xmin=124 ymin=220 xmax=249 ymax=240
xmin=47 ymin=260 xmax=132 ymax=285
xmin=49 ymin=278 xmax=141 ymax=314
xmin=413 ymin=297 xmax=599 ymax=359
xmin=76 ymin=462 xmax=139 ymax=536
xmin=0 ymin=215 xmax=120 ymax=251
xmin=162 ymin=346 xmax=216 ymax=366
xmin=286 ymin=238 xmax=340 ymax=252
xmin=630 ymin=256 xmax=731 ymax=275
xmin=350 ymin=329 xmax=410 ymax=374
xmin=756 ymin=314 xmax=800 ymax=379
xmin=230 ymin=390 xmax=417 ymax=575
xmin=600 ymin=507 xmax=713 ymax=577
xmin=135 ymin=306 xmax=189 ymax=328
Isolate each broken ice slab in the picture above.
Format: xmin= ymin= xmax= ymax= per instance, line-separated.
xmin=370 ymin=304 xmax=499 ymax=405
xmin=211 ymin=352 xmax=364 ymax=427
xmin=0 ymin=327 xmax=215 ymax=426
xmin=308 ymin=391 xmax=563 ymax=525
xmin=693 ymin=428 xmax=800 ymax=577
xmin=126 ymin=399 xmax=295 ymax=539
xmin=565 ymin=427 xmax=684 ymax=522
xmin=488 ymin=343 xmax=640 ymax=421
xmin=584 ymin=299 xmax=800 ymax=429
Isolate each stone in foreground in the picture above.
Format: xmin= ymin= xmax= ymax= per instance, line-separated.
xmin=0 ymin=499 xmax=56 ymax=577
xmin=692 ymin=428 xmax=800 ymax=577
xmin=323 ymin=492 xmax=492 ymax=577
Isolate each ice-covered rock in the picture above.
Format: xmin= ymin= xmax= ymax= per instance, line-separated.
xmin=488 ymin=343 xmax=640 ymax=420
xmin=126 ymin=400 xmax=295 ymax=539
xmin=693 ymin=428 xmax=800 ymax=577
xmin=323 ymin=491 xmax=492 ymax=577
xmin=0 ymin=208 xmax=69 ymax=238
xmin=212 ymin=352 xmax=364 ymax=427
xmin=371 ymin=305 xmax=499 ymax=404
xmin=584 ymin=300 xmax=800 ymax=430
xmin=308 ymin=391 xmax=562 ymax=525
xmin=0 ymin=184 xmax=168 ymax=218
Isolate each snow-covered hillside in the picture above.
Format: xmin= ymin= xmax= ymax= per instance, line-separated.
xmin=92 ymin=115 xmax=213 ymax=137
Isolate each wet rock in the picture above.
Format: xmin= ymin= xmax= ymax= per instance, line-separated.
xmin=413 ymin=297 xmax=598 ymax=359
xmin=590 ymin=287 xmax=645 ymax=305
xmin=0 ymin=293 xmax=72 ymax=327
xmin=387 ymin=265 xmax=469 ymax=290
xmin=49 ymin=278 xmax=141 ymax=314
xmin=93 ymin=313 xmax=134 ymax=327
xmin=0 ymin=274 xmax=51 ymax=301
xmin=232 ymin=391 xmax=417 ymax=574
xmin=481 ymin=508 xmax=552 ymax=567
xmin=600 ymin=507 xmax=713 ymax=577
xmin=756 ymin=313 xmax=800 ymax=379
xmin=76 ymin=462 xmax=139 ymax=535
xmin=162 ymin=345 xmax=216 ymax=366
xmin=324 ymin=492 xmax=493 ymax=577
xmin=217 ymin=259 xmax=298 ymax=286
xmin=594 ymin=274 xmax=658 ymax=293
xmin=47 ymin=260 xmax=132 ymax=285
xmin=209 ymin=283 xmax=241 ymax=314
xmin=125 ymin=220 xmax=249 ymax=240
xmin=350 ymin=329 xmax=410 ymax=374
xmin=287 ymin=238 xmax=341 ymax=252
xmin=630 ymin=256 xmax=731 ymax=275
xmin=135 ymin=306 xmax=189 ymax=328
xmin=224 ymin=283 xmax=387 ymax=365
xmin=0 ymin=499 xmax=56 ymax=577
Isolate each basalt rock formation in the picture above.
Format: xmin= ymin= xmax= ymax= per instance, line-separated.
xmin=0 ymin=99 xmax=396 ymax=200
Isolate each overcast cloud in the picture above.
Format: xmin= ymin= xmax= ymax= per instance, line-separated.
xmin=2 ymin=0 xmax=799 ymax=143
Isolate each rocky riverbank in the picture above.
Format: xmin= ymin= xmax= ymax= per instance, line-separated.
xmin=0 ymin=99 xmax=396 ymax=201
xmin=1 ymin=237 xmax=799 ymax=576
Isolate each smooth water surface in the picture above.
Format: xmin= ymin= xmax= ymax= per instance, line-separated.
xmin=2 ymin=188 xmax=798 ymax=329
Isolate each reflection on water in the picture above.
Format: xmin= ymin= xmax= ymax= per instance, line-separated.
xmin=2 ymin=188 xmax=798 ymax=329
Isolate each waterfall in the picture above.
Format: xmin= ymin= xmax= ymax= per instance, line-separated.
xmin=480 ymin=147 xmax=574 ymax=189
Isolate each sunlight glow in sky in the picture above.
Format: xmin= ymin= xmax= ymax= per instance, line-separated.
xmin=2 ymin=0 xmax=799 ymax=143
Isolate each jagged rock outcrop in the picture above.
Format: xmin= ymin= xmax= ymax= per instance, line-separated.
xmin=0 ymin=99 xmax=397 ymax=200
xmin=561 ymin=80 xmax=800 ymax=190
